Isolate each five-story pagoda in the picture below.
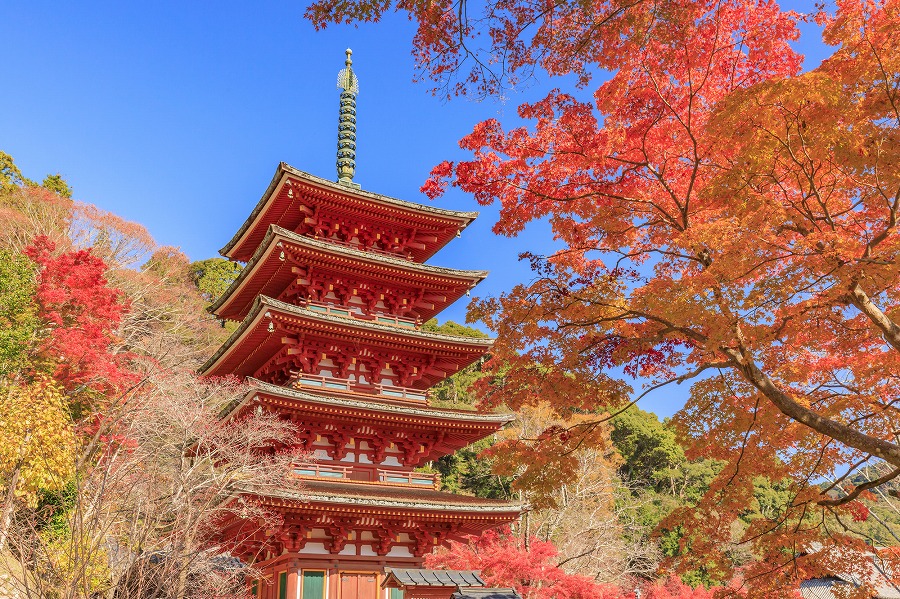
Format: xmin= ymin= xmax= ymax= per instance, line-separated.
xmin=204 ymin=50 xmax=520 ymax=599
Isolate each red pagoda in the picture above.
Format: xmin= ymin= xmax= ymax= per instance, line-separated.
xmin=204 ymin=49 xmax=520 ymax=599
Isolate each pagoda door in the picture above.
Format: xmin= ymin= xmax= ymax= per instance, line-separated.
xmin=339 ymin=572 xmax=378 ymax=599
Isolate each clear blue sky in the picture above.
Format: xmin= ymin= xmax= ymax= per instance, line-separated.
xmin=2 ymin=0 xmax=830 ymax=416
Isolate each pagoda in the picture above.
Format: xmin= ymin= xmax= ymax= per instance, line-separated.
xmin=204 ymin=50 xmax=520 ymax=599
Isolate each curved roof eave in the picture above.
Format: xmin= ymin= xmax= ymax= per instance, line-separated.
xmin=220 ymin=163 xmax=480 ymax=258
xmin=209 ymin=224 xmax=488 ymax=317
xmin=218 ymin=378 xmax=515 ymax=425
xmin=201 ymin=295 xmax=494 ymax=375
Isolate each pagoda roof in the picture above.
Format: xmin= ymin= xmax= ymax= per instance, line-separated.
xmin=200 ymin=296 xmax=493 ymax=380
xmin=259 ymin=478 xmax=522 ymax=514
xmin=221 ymin=163 xmax=478 ymax=263
xmin=382 ymin=570 xmax=485 ymax=588
xmin=210 ymin=225 xmax=487 ymax=322
xmin=220 ymin=380 xmax=513 ymax=466
xmin=226 ymin=379 xmax=514 ymax=426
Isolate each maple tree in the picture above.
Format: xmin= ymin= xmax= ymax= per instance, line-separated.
xmin=429 ymin=527 xmax=721 ymax=598
xmin=638 ymin=577 xmax=718 ymax=599
xmin=24 ymin=235 xmax=133 ymax=397
xmin=426 ymin=527 xmax=626 ymax=599
xmin=0 ymin=153 xmax=254 ymax=598
xmin=310 ymin=0 xmax=900 ymax=593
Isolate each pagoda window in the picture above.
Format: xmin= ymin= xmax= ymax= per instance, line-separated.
xmin=293 ymin=463 xmax=350 ymax=479
xmin=278 ymin=572 xmax=288 ymax=599
xmin=389 ymin=588 xmax=404 ymax=599
xmin=301 ymin=571 xmax=325 ymax=599
xmin=381 ymin=455 xmax=401 ymax=467
xmin=386 ymin=544 xmax=414 ymax=558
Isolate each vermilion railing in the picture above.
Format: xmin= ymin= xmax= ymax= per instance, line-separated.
xmin=377 ymin=469 xmax=437 ymax=487
xmin=292 ymin=463 xmax=438 ymax=488
xmin=293 ymin=463 xmax=351 ymax=479
xmin=293 ymin=373 xmax=428 ymax=402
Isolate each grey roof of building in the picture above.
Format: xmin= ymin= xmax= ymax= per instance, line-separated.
xmin=451 ymin=589 xmax=521 ymax=599
xmin=801 ymin=575 xmax=900 ymax=599
xmin=209 ymin=224 xmax=488 ymax=316
xmin=221 ymin=163 xmax=478 ymax=257
xmin=383 ymin=570 xmax=485 ymax=588
xmin=800 ymin=578 xmax=854 ymax=599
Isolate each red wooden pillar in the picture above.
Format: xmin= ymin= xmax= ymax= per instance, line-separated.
xmin=259 ymin=569 xmax=271 ymax=599
xmin=265 ymin=565 xmax=278 ymax=599
xmin=329 ymin=567 xmax=339 ymax=599
xmin=286 ymin=560 xmax=300 ymax=599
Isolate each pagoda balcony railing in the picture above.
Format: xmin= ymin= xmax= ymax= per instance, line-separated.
xmin=293 ymin=373 xmax=428 ymax=402
xmin=292 ymin=463 xmax=438 ymax=488
xmin=377 ymin=468 xmax=438 ymax=488
xmin=316 ymin=235 xmax=413 ymax=261
xmin=303 ymin=300 xmax=419 ymax=330
xmin=293 ymin=463 xmax=351 ymax=479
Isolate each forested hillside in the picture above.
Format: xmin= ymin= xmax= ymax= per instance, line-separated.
xmin=0 ymin=153 xmax=303 ymax=599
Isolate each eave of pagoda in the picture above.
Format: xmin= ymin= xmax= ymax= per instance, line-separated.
xmin=267 ymin=479 xmax=521 ymax=515
xmin=221 ymin=379 xmax=513 ymax=465
xmin=221 ymin=163 xmax=478 ymax=263
xmin=200 ymin=296 xmax=492 ymax=389
xmin=219 ymin=481 xmax=521 ymax=563
xmin=209 ymin=225 xmax=487 ymax=322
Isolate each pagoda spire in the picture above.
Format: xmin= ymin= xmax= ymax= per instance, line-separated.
xmin=336 ymin=48 xmax=360 ymax=189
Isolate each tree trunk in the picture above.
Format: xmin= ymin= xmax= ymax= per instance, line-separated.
xmin=0 ymin=432 xmax=32 ymax=551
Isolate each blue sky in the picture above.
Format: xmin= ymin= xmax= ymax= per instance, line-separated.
xmin=2 ymin=1 xmax=831 ymax=415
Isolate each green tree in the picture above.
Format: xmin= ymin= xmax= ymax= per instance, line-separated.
xmin=421 ymin=318 xmax=489 ymax=338
xmin=188 ymin=258 xmax=243 ymax=304
xmin=430 ymin=437 xmax=513 ymax=499
xmin=611 ymin=407 xmax=685 ymax=492
xmin=0 ymin=151 xmax=35 ymax=193
xmin=42 ymin=174 xmax=73 ymax=198
xmin=0 ymin=250 xmax=38 ymax=376
xmin=420 ymin=319 xmax=511 ymax=497
xmin=423 ymin=319 xmax=489 ymax=410
xmin=0 ymin=152 xmax=72 ymax=198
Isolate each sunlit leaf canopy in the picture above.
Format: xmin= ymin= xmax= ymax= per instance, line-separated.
xmin=311 ymin=0 xmax=900 ymax=592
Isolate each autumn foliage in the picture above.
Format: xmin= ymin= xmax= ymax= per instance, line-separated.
xmin=429 ymin=528 xmax=723 ymax=599
xmin=427 ymin=528 xmax=626 ymax=599
xmin=311 ymin=0 xmax=900 ymax=594
xmin=24 ymin=235 xmax=133 ymax=396
xmin=0 ymin=166 xmax=277 ymax=598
